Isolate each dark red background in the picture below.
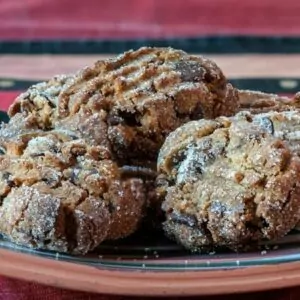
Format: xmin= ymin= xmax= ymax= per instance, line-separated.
xmin=0 ymin=92 xmax=17 ymax=111
xmin=1 ymin=0 xmax=300 ymax=39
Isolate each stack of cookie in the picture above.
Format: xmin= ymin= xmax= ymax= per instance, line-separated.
xmin=1 ymin=47 xmax=300 ymax=254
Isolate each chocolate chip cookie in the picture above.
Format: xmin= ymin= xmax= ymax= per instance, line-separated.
xmin=158 ymin=116 xmax=300 ymax=251
xmin=0 ymin=113 xmax=146 ymax=254
xmin=238 ymin=89 xmax=300 ymax=114
xmin=234 ymin=110 xmax=300 ymax=158
xmin=9 ymin=47 xmax=239 ymax=163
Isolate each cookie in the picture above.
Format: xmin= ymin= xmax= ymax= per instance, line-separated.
xmin=0 ymin=47 xmax=241 ymax=253
xmin=236 ymin=110 xmax=300 ymax=232
xmin=9 ymin=47 xmax=239 ymax=163
xmin=238 ymin=89 xmax=300 ymax=114
xmin=0 ymin=114 xmax=146 ymax=254
xmin=158 ymin=116 xmax=300 ymax=251
xmin=235 ymin=110 xmax=300 ymax=157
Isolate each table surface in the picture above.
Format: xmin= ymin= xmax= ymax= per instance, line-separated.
xmin=1 ymin=277 xmax=300 ymax=300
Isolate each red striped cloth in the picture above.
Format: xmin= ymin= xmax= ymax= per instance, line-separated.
xmin=0 ymin=92 xmax=18 ymax=111
xmin=0 ymin=0 xmax=300 ymax=39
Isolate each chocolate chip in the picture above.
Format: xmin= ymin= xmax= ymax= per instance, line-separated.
xmin=30 ymin=153 xmax=45 ymax=158
xmin=108 ymin=109 xmax=141 ymax=127
xmin=107 ymin=114 xmax=124 ymax=126
xmin=6 ymin=180 xmax=15 ymax=187
xmin=253 ymin=116 xmax=274 ymax=135
xmin=120 ymin=165 xmax=157 ymax=179
xmin=107 ymin=202 xmax=115 ymax=213
xmin=68 ymin=134 xmax=79 ymax=140
xmin=260 ymin=218 xmax=269 ymax=228
xmin=204 ymin=71 xmax=216 ymax=83
xmin=2 ymin=172 xmax=10 ymax=180
xmin=190 ymin=103 xmax=203 ymax=120
xmin=175 ymin=61 xmax=204 ymax=82
xmin=169 ymin=212 xmax=197 ymax=227
xmin=49 ymin=145 xmax=59 ymax=153
xmin=40 ymin=93 xmax=55 ymax=108
xmin=0 ymin=147 xmax=6 ymax=155
xmin=70 ymin=168 xmax=81 ymax=184
xmin=88 ymin=168 xmax=99 ymax=175
xmin=1 ymin=172 xmax=15 ymax=188
xmin=118 ymin=111 xmax=140 ymax=127
xmin=41 ymin=177 xmax=57 ymax=187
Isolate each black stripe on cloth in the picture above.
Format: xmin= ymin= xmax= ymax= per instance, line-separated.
xmin=1 ymin=36 xmax=300 ymax=54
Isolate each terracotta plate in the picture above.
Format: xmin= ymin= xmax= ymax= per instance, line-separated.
xmin=1 ymin=227 xmax=300 ymax=296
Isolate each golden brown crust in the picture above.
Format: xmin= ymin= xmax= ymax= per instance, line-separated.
xmin=159 ymin=114 xmax=300 ymax=251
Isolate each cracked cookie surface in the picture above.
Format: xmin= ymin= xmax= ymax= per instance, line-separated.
xmin=158 ymin=115 xmax=300 ymax=251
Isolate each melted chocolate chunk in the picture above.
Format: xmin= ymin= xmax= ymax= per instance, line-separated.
xmin=175 ymin=61 xmax=204 ymax=82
